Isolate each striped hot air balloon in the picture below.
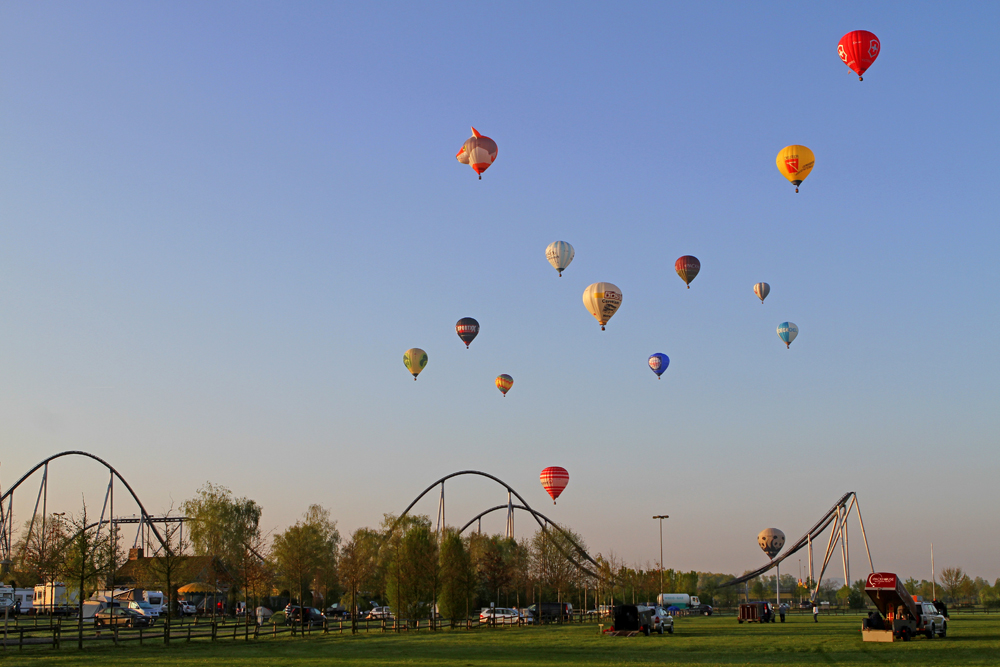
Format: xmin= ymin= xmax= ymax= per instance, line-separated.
xmin=540 ymin=466 xmax=569 ymax=504
xmin=754 ymin=282 xmax=770 ymax=304
xmin=495 ymin=374 xmax=513 ymax=397
xmin=545 ymin=241 xmax=575 ymax=277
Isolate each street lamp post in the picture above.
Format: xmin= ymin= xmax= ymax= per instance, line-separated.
xmin=652 ymin=515 xmax=669 ymax=595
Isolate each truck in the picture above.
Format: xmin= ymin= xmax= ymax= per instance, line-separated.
xmin=656 ymin=594 xmax=713 ymax=616
xmin=862 ymin=572 xmax=947 ymax=642
xmin=32 ymin=583 xmax=79 ymax=616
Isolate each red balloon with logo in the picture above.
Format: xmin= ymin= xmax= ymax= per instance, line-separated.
xmin=540 ymin=467 xmax=569 ymax=504
xmin=838 ymin=30 xmax=880 ymax=81
xmin=674 ymin=255 xmax=700 ymax=289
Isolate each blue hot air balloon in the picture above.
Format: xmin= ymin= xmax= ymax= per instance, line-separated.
xmin=777 ymin=322 xmax=798 ymax=349
xmin=648 ymin=353 xmax=669 ymax=378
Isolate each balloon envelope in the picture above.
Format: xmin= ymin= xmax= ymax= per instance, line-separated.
xmin=545 ymin=241 xmax=575 ymax=276
xmin=648 ymin=353 xmax=669 ymax=378
xmin=495 ymin=374 xmax=513 ymax=396
xmin=838 ymin=30 xmax=880 ymax=80
xmin=758 ymin=528 xmax=785 ymax=560
xmin=777 ymin=322 xmax=798 ymax=348
xmin=455 ymin=127 xmax=498 ymax=179
xmin=675 ymin=256 xmax=700 ymax=288
xmin=754 ymin=282 xmax=770 ymax=303
xmin=540 ymin=466 xmax=569 ymax=504
xmin=403 ymin=348 xmax=428 ymax=379
xmin=455 ymin=318 xmax=480 ymax=348
xmin=775 ymin=145 xmax=814 ymax=192
xmin=582 ymin=282 xmax=622 ymax=330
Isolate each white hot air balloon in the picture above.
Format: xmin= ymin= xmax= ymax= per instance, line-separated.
xmin=545 ymin=241 xmax=575 ymax=277
xmin=777 ymin=322 xmax=798 ymax=349
xmin=754 ymin=282 xmax=770 ymax=304
xmin=582 ymin=282 xmax=622 ymax=331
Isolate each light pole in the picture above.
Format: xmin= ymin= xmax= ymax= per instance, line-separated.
xmin=652 ymin=515 xmax=669 ymax=595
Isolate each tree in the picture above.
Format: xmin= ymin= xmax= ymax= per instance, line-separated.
xmin=437 ymin=531 xmax=475 ymax=625
xmin=59 ymin=502 xmax=107 ymax=649
xmin=12 ymin=512 xmax=71 ymax=587
xmin=340 ymin=528 xmax=380 ymax=633
xmin=272 ymin=505 xmax=339 ymax=633
xmin=940 ymin=567 xmax=970 ymax=603
xmin=381 ymin=514 xmax=437 ymax=627
xmin=181 ymin=482 xmax=263 ymax=612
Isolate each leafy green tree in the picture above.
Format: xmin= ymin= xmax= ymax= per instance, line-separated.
xmin=59 ymin=503 xmax=107 ymax=649
xmin=383 ymin=516 xmax=437 ymax=625
xmin=181 ymin=482 xmax=263 ymax=608
xmin=339 ymin=528 xmax=380 ymax=633
xmin=272 ymin=504 xmax=340 ymax=630
xmin=940 ymin=567 xmax=970 ymax=603
xmin=437 ymin=530 xmax=475 ymax=624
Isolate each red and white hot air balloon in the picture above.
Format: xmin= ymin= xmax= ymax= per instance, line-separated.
xmin=540 ymin=466 xmax=569 ymax=504
xmin=456 ymin=127 xmax=498 ymax=179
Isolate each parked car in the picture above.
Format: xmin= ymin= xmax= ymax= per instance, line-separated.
xmin=325 ymin=604 xmax=351 ymax=619
xmin=177 ymin=600 xmax=197 ymax=616
xmin=124 ymin=600 xmax=159 ymax=622
xmin=647 ymin=606 xmax=674 ymax=634
xmin=366 ymin=606 xmax=393 ymax=620
xmin=479 ymin=607 xmax=523 ymax=623
xmin=285 ymin=606 xmax=325 ymax=626
xmin=94 ymin=607 xmax=152 ymax=628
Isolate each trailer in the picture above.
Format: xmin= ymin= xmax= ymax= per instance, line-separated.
xmin=862 ymin=572 xmax=946 ymax=642
xmin=604 ymin=605 xmax=654 ymax=637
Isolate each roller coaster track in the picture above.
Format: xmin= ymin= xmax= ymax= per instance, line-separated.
xmin=0 ymin=451 xmax=172 ymax=564
xmin=391 ymin=471 xmax=606 ymax=582
xmin=719 ymin=491 xmax=874 ymax=603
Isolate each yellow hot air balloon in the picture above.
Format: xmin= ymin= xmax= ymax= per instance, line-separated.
xmin=775 ymin=145 xmax=814 ymax=193
xmin=582 ymin=282 xmax=622 ymax=331
xmin=403 ymin=348 xmax=428 ymax=380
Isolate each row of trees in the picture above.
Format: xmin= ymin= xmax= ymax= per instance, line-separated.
xmin=7 ymin=483 xmax=996 ymax=623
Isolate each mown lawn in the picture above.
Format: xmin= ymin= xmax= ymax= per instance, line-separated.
xmin=4 ymin=614 xmax=998 ymax=666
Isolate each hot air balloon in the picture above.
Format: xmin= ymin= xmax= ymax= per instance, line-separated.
xmin=776 ymin=145 xmax=814 ymax=193
xmin=675 ymin=256 xmax=700 ymax=289
xmin=648 ymin=353 xmax=669 ymax=379
xmin=838 ymin=30 xmax=880 ymax=81
xmin=754 ymin=282 xmax=770 ymax=304
xmin=545 ymin=241 xmax=575 ymax=277
xmin=495 ymin=374 xmax=513 ymax=397
xmin=456 ymin=127 xmax=498 ymax=180
xmin=403 ymin=348 xmax=428 ymax=380
xmin=777 ymin=322 xmax=798 ymax=349
xmin=758 ymin=528 xmax=785 ymax=560
xmin=582 ymin=282 xmax=622 ymax=331
xmin=540 ymin=466 xmax=569 ymax=504
xmin=456 ymin=318 xmax=480 ymax=349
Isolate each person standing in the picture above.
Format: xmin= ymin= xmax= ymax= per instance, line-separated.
xmin=779 ymin=602 xmax=788 ymax=623
xmin=812 ymin=603 xmax=819 ymax=622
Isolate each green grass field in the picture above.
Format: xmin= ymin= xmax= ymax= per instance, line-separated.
xmin=4 ymin=614 xmax=998 ymax=666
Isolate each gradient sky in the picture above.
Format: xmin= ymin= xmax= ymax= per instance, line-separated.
xmin=2 ymin=2 xmax=998 ymax=584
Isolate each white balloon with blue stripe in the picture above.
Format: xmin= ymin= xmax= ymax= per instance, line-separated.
xmin=777 ymin=322 xmax=798 ymax=349
xmin=545 ymin=241 xmax=575 ymax=277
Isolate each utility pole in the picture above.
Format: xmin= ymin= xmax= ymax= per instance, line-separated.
xmin=652 ymin=515 xmax=669 ymax=594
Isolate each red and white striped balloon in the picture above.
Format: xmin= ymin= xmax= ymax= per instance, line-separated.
xmin=539 ymin=467 xmax=569 ymax=504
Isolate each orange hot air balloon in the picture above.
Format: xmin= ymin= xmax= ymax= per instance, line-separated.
xmin=495 ymin=374 xmax=513 ymax=397
xmin=540 ymin=466 xmax=569 ymax=505
xmin=456 ymin=127 xmax=498 ymax=180
xmin=675 ymin=255 xmax=700 ymax=289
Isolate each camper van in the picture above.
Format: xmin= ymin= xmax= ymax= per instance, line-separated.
xmin=144 ymin=590 xmax=166 ymax=614
xmin=32 ymin=583 xmax=79 ymax=615
xmin=0 ymin=585 xmax=14 ymax=614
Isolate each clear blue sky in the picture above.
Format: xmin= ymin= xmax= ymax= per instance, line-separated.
xmin=2 ymin=1 xmax=998 ymax=582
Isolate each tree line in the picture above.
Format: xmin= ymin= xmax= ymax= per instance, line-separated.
xmin=6 ymin=483 xmax=997 ymax=623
